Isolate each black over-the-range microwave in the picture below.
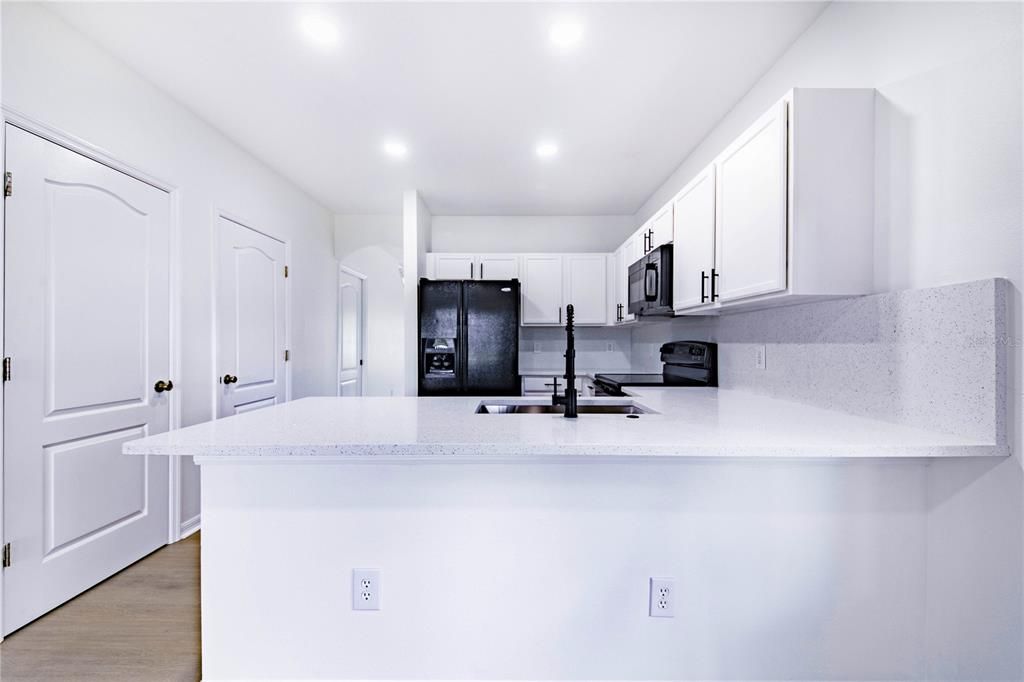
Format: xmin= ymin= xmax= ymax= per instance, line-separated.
xmin=628 ymin=244 xmax=673 ymax=316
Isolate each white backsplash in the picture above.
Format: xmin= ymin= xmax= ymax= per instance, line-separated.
xmin=519 ymin=326 xmax=633 ymax=372
xmin=630 ymin=279 xmax=1008 ymax=441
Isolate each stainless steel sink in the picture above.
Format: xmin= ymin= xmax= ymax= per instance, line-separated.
xmin=476 ymin=401 xmax=651 ymax=415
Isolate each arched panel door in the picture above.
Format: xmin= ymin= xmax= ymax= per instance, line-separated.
xmin=216 ymin=216 xmax=287 ymax=416
xmin=3 ymin=124 xmax=171 ymax=634
xmin=338 ymin=270 xmax=363 ymax=396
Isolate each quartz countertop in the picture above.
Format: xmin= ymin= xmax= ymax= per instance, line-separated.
xmin=123 ymin=388 xmax=1008 ymax=462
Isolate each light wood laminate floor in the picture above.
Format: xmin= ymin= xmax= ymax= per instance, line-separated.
xmin=0 ymin=533 xmax=201 ymax=681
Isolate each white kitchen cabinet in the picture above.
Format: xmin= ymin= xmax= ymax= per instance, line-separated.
xmin=670 ymin=88 xmax=876 ymax=315
xmin=672 ymin=163 xmax=716 ymax=312
xmin=427 ymin=253 xmax=519 ymax=281
xmin=521 ymin=255 xmax=564 ymax=324
xmin=650 ymin=202 xmax=673 ymax=249
xmin=477 ymin=254 xmax=519 ymax=280
xmin=715 ymin=99 xmax=788 ymax=302
xmin=431 ymin=253 xmax=476 ymax=280
xmin=612 ymin=234 xmax=638 ymax=323
xmin=520 ymin=254 xmax=609 ymax=326
xmin=564 ymin=254 xmax=608 ymax=325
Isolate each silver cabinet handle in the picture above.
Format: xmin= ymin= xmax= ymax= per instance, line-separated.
xmin=480 ymin=263 xmax=484 ymax=278
xmin=470 ymin=262 xmax=474 ymax=279
xmin=558 ymin=306 xmax=562 ymax=324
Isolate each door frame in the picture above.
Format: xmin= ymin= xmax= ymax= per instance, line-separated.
xmin=210 ymin=208 xmax=292 ymax=419
xmin=0 ymin=106 xmax=184 ymax=638
xmin=337 ymin=264 xmax=366 ymax=396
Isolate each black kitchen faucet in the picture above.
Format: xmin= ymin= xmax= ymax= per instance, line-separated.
xmin=551 ymin=304 xmax=578 ymax=418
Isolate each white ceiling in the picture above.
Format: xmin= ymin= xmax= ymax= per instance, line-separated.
xmin=51 ymin=2 xmax=826 ymax=215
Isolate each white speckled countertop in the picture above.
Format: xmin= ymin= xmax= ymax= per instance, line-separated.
xmin=123 ymin=388 xmax=1008 ymax=462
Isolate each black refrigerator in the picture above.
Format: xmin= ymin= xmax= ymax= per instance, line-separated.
xmin=418 ymin=278 xmax=520 ymax=396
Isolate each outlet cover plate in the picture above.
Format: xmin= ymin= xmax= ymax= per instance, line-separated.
xmin=755 ymin=345 xmax=767 ymax=370
xmin=649 ymin=577 xmax=675 ymax=618
xmin=353 ymin=568 xmax=381 ymax=611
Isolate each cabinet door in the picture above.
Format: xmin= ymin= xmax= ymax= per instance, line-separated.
xmin=614 ymin=237 xmax=637 ymax=323
xmin=564 ymin=254 xmax=607 ymax=325
xmin=477 ymin=254 xmax=519 ymax=280
xmin=715 ymin=100 xmax=788 ymax=302
xmin=433 ymin=253 xmax=476 ymax=280
xmin=672 ymin=164 xmax=716 ymax=311
xmin=521 ymin=255 xmax=564 ymax=324
xmin=651 ymin=202 xmax=673 ymax=248
xmin=635 ymin=221 xmax=653 ymax=256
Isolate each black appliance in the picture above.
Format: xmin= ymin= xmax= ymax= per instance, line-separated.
xmin=628 ymin=243 xmax=673 ymax=316
xmin=593 ymin=341 xmax=716 ymax=396
xmin=418 ymin=279 xmax=520 ymax=396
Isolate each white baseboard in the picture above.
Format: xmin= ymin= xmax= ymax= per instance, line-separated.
xmin=178 ymin=514 xmax=201 ymax=540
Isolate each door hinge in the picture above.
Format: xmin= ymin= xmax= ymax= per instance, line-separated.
xmin=4 ymin=172 xmax=12 ymax=197
xmin=2 ymin=357 xmax=11 ymax=382
xmin=284 ymin=265 xmax=289 ymax=278
xmin=284 ymin=349 xmax=290 ymax=362
xmin=2 ymin=543 xmax=10 ymax=568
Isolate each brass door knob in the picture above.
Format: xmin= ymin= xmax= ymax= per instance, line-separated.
xmin=154 ymin=380 xmax=174 ymax=393
xmin=222 ymin=374 xmax=238 ymax=385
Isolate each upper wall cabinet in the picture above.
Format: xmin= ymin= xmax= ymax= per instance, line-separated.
xmin=650 ymin=204 xmax=673 ymax=252
xmin=521 ymin=254 xmax=609 ymax=326
xmin=715 ymin=100 xmax=788 ymax=302
xmin=521 ymin=255 xmax=563 ymax=324
xmin=670 ymin=88 xmax=876 ymax=314
xmin=671 ymin=163 xmax=716 ymax=311
xmin=564 ymin=254 xmax=608 ymax=325
xmin=427 ymin=253 xmax=520 ymax=281
xmin=612 ymin=233 xmax=639 ymax=324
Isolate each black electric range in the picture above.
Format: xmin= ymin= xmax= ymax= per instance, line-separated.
xmin=593 ymin=341 xmax=717 ymax=396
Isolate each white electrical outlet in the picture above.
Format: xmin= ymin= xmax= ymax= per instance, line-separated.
xmin=649 ymin=577 xmax=675 ymax=618
xmin=352 ymin=569 xmax=381 ymax=611
xmin=755 ymin=345 xmax=767 ymax=370
xmin=606 ymin=342 xmax=615 ymax=352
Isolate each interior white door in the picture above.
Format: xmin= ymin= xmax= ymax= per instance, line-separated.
xmin=672 ymin=164 xmax=717 ymax=311
xmin=217 ymin=216 xmax=287 ymax=416
xmin=564 ymin=255 xmax=607 ymax=325
xmin=520 ymin=255 xmax=564 ymax=325
xmin=715 ymin=99 xmax=789 ymax=302
xmin=338 ymin=270 xmax=363 ymax=396
xmin=432 ymin=254 xmax=475 ymax=280
xmin=3 ymin=125 xmax=171 ymax=635
xmin=476 ymin=255 xmax=519 ymax=280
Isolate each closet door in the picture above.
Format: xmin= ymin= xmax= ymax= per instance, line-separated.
xmin=3 ymin=125 xmax=171 ymax=634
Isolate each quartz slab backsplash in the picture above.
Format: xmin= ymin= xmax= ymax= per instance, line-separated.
xmin=519 ymin=325 xmax=633 ymax=372
xmin=631 ymin=279 xmax=1009 ymax=444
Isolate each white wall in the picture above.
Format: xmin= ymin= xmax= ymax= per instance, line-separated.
xmin=2 ymin=3 xmax=339 ymax=531
xmin=334 ymin=215 xmax=405 ymax=397
xmin=430 ymin=215 xmax=635 ymax=253
xmin=632 ymin=2 xmax=1023 ymax=677
xmin=203 ymin=460 xmax=929 ymax=680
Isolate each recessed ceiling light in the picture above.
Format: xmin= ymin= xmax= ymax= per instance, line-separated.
xmin=299 ymin=13 xmax=340 ymax=49
xmin=382 ymin=139 xmax=409 ymax=159
xmin=536 ymin=141 xmax=559 ymax=159
xmin=549 ymin=21 xmax=584 ymax=49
